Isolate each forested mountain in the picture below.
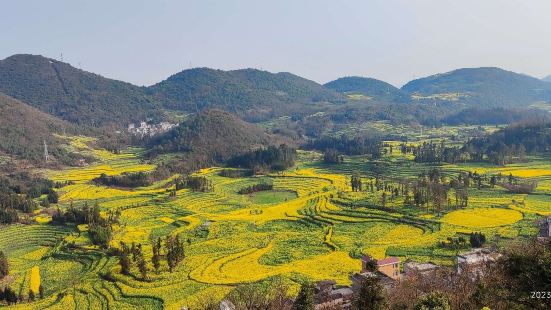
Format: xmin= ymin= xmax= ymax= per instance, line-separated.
xmin=147 ymin=68 xmax=345 ymax=121
xmin=402 ymin=67 xmax=551 ymax=107
xmin=441 ymin=107 xmax=547 ymax=125
xmin=0 ymin=93 xmax=77 ymax=163
xmin=324 ymin=76 xmax=410 ymax=102
xmin=0 ymin=54 xmax=163 ymax=127
xmin=147 ymin=109 xmax=288 ymax=171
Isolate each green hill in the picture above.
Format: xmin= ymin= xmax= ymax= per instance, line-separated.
xmin=324 ymin=76 xmax=409 ymax=102
xmin=0 ymin=92 xmax=77 ymax=163
xmin=147 ymin=109 xmax=287 ymax=171
xmin=0 ymin=54 xmax=163 ymax=127
xmin=402 ymin=67 xmax=551 ymax=107
xmin=147 ymin=68 xmax=344 ymax=121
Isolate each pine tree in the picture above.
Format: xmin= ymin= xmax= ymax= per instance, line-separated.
xmin=293 ymin=282 xmax=314 ymax=310
xmin=39 ymin=285 xmax=44 ymax=299
xmin=138 ymin=256 xmax=148 ymax=280
xmin=356 ymin=276 xmax=387 ymax=310
xmin=0 ymin=251 xmax=8 ymax=279
xmin=152 ymin=239 xmax=161 ymax=273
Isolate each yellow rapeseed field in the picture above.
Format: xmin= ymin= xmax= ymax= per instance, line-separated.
xmin=442 ymin=208 xmax=523 ymax=228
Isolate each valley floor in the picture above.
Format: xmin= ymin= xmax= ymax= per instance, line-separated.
xmin=1 ymin=130 xmax=548 ymax=309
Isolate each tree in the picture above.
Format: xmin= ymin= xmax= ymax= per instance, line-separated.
xmin=469 ymin=232 xmax=486 ymax=248
xmin=0 ymin=251 xmax=8 ymax=279
xmin=166 ymin=235 xmax=185 ymax=272
xmin=118 ymin=242 xmax=131 ymax=275
xmin=293 ymin=282 xmax=314 ymax=310
xmin=3 ymin=287 xmax=18 ymax=305
xmin=47 ymin=189 xmax=59 ymax=204
xmin=138 ymin=256 xmax=148 ymax=280
xmin=28 ymin=289 xmax=35 ymax=301
xmin=356 ymin=276 xmax=387 ymax=310
xmin=414 ymin=292 xmax=450 ymax=310
xmin=39 ymin=285 xmax=44 ymax=299
xmin=152 ymin=237 xmax=162 ymax=273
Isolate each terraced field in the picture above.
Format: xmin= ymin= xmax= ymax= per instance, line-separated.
xmin=1 ymin=133 xmax=548 ymax=309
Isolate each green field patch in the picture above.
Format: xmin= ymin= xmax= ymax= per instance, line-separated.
xmin=246 ymin=190 xmax=298 ymax=204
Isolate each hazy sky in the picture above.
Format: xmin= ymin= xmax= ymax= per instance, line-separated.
xmin=2 ymin=0 xmax=551 ymax=87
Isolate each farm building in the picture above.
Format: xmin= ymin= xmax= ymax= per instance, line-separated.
xmin=313 ymin=280 xmax=354 ymax=310
xmin=403 ymin=260 xmax=439 ymax=277
xmin=456 ymin=248 xmax=501 ymax=275
xmin=350 ymin=271 xmax=396 ymax=292
xmin=361 ymin=254 xmax=401 ymax=280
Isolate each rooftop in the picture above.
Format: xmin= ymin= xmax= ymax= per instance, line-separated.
xmin=377 ymin=257 xmax=400 ymax=266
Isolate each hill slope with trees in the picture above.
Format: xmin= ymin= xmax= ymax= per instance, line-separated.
xmin=0 ymin=93 xmax=78 ymax=163
xmin=402 ymin=67 xmax=551 ymax=107
xmin=324 ymin=76 xmax=410 ymax=102
xmin=147 ymin=68 xmax=345 ymax=121
xmin=147 ymin=109 xmax=289 ymax=171
xmin=0 ymin=54 xmax=163 ymax=127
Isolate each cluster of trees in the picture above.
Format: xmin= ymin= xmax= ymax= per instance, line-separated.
xmin=0 ymin=173 xmax=60 ymax=224
xmin=307 ymin=135 xmax=383 ymax=158
xmin=93 ymin=172 xmax=151 ymax=188
xmin=323 ymin=148 xmax=344 ymax=164
xmin=412 ymin=122 xmax=551 ymax=166
xmin=173 ymin=176 xmax=213 ymax=192
xmin=117 ymin=235 xmax=185 ymax=279
xmin=218 ymin=169 xmax=253 ymax=178
xmin=227 ymin=145 xmax=297 ymax=174
xmin=238 ymin=182 xmax=273 ymax=195
xmin=52 ymin=202 xmax=118 ymax=248
xmin=348 ymin=169 xmax=482 ymax=213
xmin=412 ymin=141 xmax=466 ymax=164
xmin=439 ymin=232 xmax=486 ymax=250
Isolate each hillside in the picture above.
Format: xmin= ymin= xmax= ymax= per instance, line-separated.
xmin=0 ymin=93 xmax=76 ymax=163
xmin=324 ymin=76 xmax=409 ymax=102
xmin=402 ymin=67 xmax=551 ymax=107
xmin=147 ymin=109 xmax=285 ymax=170
xmin=0 ymin=54 xmax=163 ymax=127
xmin=147 ymin=68 xmax=345 ymax=121
xmin=543 ymin=75 xmax=551 ymax=83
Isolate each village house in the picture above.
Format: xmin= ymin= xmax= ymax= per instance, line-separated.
xmin=456 ymin=248 xmax=501 ymax=275
xmin=361 ymin=255 xmax=401 ymax=280
xmin=350 ymin=270 xmax=396 ymax=292
xmin=403 ymin=260 xmax=439 ymax=277
xmin=313 ymin=280 xmax=354 ymax=310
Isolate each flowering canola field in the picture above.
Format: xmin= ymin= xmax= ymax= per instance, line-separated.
xmin=3 ymin=135 xmax=549 ymax=309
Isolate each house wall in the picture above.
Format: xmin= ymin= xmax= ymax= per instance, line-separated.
xmin=378 ymin=263 xmax=400 ymax=279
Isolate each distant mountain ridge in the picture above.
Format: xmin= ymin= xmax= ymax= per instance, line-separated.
xmin=147 ymin=67 xmax=344 ymax=121
xmin=543 ymin=75 xmax=551 ymax=83
xmin=402 ymin=67 xmax=551 ymax=107
xmin=2 ymin=54 xmax=551 ymax=131
xmin=324 ymin=76 xmax=409 ymax=102
xmin=0 ymin=54 xmax=163 ymax=127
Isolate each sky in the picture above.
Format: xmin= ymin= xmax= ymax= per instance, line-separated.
xmin=2 ymin=0 xmax=551 ymax=87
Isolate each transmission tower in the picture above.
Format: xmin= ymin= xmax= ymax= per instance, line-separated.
xmin=44 ymin=140 xmax=50 ymax=162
